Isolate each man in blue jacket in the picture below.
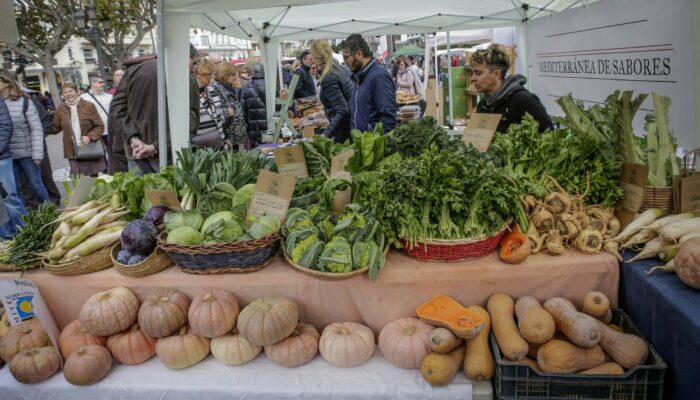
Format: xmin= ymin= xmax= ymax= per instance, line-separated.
xmin=341 ymin=34 xmax=397 ymax=132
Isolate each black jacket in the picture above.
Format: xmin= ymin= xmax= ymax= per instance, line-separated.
xmin=475 ymin=74 xmax=552 ymax=133
xmin=0 ymin=98 xmax=11 ymax=160
xmin=294 ymin=65 xmax=316 ymax=99
xmin=350 ymin=59 xmax=397 ymax=132
xmin=243 ymin=64 xmax=268 ymax=142
xmin=319 ymin=65 xmax=354 ymax=143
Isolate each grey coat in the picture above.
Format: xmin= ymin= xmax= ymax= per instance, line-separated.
xmin=4 ymin=96 xmax=43 ymax=160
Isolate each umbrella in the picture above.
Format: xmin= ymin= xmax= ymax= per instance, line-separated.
xmin=390 ymin=44 xmax=425 ymax=59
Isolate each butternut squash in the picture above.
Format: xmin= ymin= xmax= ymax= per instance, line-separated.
xmin=527 ymin=342 xmax=540 ymax=359
xmin=429 ymin=327 xmax=463 ymax=354
xmin=537 ymin=340 xmax=606 ymax=373
xmin=514 ymin=296 xmax=555 ymax=344
xmin=464 ymin=305 xmax=494 ymax=381
xmin=607 ymin=323 xmax=623 ymax=333
xmin=420 ymin=346 xmax=466 ymax=386
xmin=543 ymin=298 xmax=600 ymax=348
xmin=499 ymin=224 xmax=531 ymax=264
xmin=579 ymin=362 xmax=625 ymax=375
xmin=416 ymin=296 xmax=484 ymax=339
xmin=582 ymin=292 xmax=612 ymax=323
xmin=596 ymin=321 xmax=648 ymax=369
xmin=487 ymin=293 xmax=528 ymax=361
xmin=520 ymin=357 xmax=541 ymax=373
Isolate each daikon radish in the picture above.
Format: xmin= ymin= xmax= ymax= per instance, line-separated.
xmin=645 ymin=259 xmax=674 ymax=275
xmin=643 ymin=213 xmax=695 ymax=231
xmin=658 ymin=217 xmax=700 ymax=242
xmin=625 ymin=237 xmax=667 ymax=263
xmin=610 ymin=209 xmax=662 ymax=243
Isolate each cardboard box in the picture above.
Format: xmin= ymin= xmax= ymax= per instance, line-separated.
xmin=427 ymin=78 xmax=436 ymax=89
xmin=425 ymin=86 xmax=443 ymax=121
xmin=441 ymin=67 xmax=468 ymax=88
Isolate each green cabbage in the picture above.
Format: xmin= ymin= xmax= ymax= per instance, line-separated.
xmin=167 ymin=226 xmax=204 ymax=245
xmin=247 ymin=214 xmax=281 ymax=239
xmin=164 ymin=210 xmax=203 ymax=232
xmin=201 ymin=211 xmax=236 ymax=233
xmin=203 ymin=219 xmax=243 ymax=243
xmin=232 ymin=184 xmax=256 ymax=222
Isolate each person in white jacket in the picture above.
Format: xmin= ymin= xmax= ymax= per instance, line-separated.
xmin=81 ymin=76 xmax=112 ymax=145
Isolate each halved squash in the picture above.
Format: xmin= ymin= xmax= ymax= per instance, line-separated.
xmin=416 ymin=296 xmax=484 ymax=339
xmin=499 ymin=224 xmax=531 ymax=264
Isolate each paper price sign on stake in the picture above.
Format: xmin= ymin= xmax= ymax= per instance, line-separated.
xmin=330 ymin=149 xmax=355 ymax=181
xmin=145 ymin=190 xmax=182 ymax=211
xmin=273 ymin=145 xmax=309 ymax=178
xmin=302 ymin=125 xmax=316 ymax=139
xmin=247 ymin=170 xmax=296 ymax=225
xmin=66 ymin=176 xmax=97 ymax=208
xmin=462 ymin=113 xmax=501 ymax=152
xmin=615 ymin=162 xmax=649 ymax=228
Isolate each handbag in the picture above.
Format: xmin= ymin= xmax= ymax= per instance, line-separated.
xmin=191 ymin=130 xmax=225 ymax=149
xmin=73 ymin=136 xmax=106 ymax=161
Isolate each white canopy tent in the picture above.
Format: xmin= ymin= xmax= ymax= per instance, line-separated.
xmin=160 ymin=0 xmax=601 ymax=165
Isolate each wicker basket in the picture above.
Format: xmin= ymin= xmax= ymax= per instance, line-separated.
xmin=42 ymin=245 xmax=114 ymax=276
xmin=400 ymin=224 xmax=508 ymax=263
xmin=639 ymin=186 xmax=674 ymax=216
xmin=157 ymin=232 xmax=281 ymax=275
xmin=281 ymin=240 xmax=390 ymax=281
xmin=0 ymin=262 xmax=40 ymax=273
xmin=111 ymin=243 xmax=173 ymax=278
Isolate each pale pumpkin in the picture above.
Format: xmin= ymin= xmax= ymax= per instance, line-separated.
xmin=58 ymin=319 xmax=107 ymax=358
xmin=487 ymin=293 xmax=528 ymax=361
xmin=210 ymin=330 xmax=262 ymax=365
xmin=420 ymin=346 xmax=466 ymax=386
xmin=596 ymin=320 xmax=648 ymax=368
xmin=514 ymin=296 xmax=555 ymax=345
xmin=63 ymin=345 xmax=112 ymax=385
xmin=139 ymin=289 xmax=191 ymax=338
xmin=10 ymin=346 xmax=60 ymax=384
xmin=237 ymin=296 xmax=299 ymax=347
xmin=537 ymin=340 xmax=605 ymax=373
xmin=674 ymin=237 xmax=700 ymax=289
xmin=379 ymin=317 xmax=432 ymax=369
xmin=107 ymin=323 xmax=157 ymax=365
xmin=319 ymin=322 xmax=375 ymax=368
xmin=429 ymin=327 xmax=463 ymax=354
xmin=264 ymin=323 xmax=319 ymax=368
xmin=80 ymin=286 xmax=140 ymax=336
xmin=416 ymin=295 xmax=484 ymax=339
xmin=464 ymin=305 xmax=494 ymax=381
xmin=0 ymin=311 xmax=10 ymax=338
xmin=543 ymin=297 xmax=601 ymax=348
xmin=156 ymin=325 xmax=210 ymax=369
xmin=0 ymin=318 xmax=51 ymax=363
xmin=188 ymin=290 xmax=239 ymax=338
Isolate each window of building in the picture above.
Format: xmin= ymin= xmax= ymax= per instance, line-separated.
xmin=82 ymin=48 xmax=95 ymax=64
xmin=138 ymin=48 xmax=145 ymax=56
xmin=201 ymin=36 xmax=210 ymax=46
xmin=68 ymin=48 xmax=74 ymax=61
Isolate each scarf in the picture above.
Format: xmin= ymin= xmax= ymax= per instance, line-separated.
xmin=65 ymin=97 xmax=83 ymax=144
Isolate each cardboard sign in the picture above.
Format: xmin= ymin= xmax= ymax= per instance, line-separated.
xmin=330 ymin=150 xmax=355 ymax=213
xmin=273 ymin=145 xmax=309 ymax=178
xmin=462 ymin=113 xmax=501 ymax=152
xmin=302 ymin=125 xmax=316 ymax=139
xmin=0 ymin=279 xmax=62 ymax=365
xmin=247 ymin=170 xmax=296 ymax=224
xmin=615 ymin=162 xmax=649 ymax=228
xmin=145 ymin=190 xmax=182 ymax=211
xmin=66 ymin=176 xmax=97 ymax=208
xmin=674 ymin=174 xmax=700 ymax=213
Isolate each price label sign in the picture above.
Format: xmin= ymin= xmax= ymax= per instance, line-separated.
xmin=273 ymin=145 xmax=309 ymax=178
xmin=462 ymin=113 xmax=501 ymax=152
xmin=247 ymin=170 xmax=296 ymax=225
xmin=302 ymin=125 xmax=316 ymax=139
xmin=145 ymin=190 xmax=182 ymax=211
xmin=615 ymin=162 xmax=649 ymax=228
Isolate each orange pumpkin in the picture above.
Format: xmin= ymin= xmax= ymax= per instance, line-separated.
xmin=0 ymin=318 xmax=51 ymax=363
xmin=59 ymin=319 xmax=107 ymax=358
xmin=107 ymin=323 xmax=157 ymax=365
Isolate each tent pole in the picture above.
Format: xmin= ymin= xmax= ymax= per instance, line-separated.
xmin=278 ymin=42 xmax=284 ymax=90
xmin=434 ymin=34 xmax=438 ymax=123
xmin=157 ymin=0 xmax=167 ymax=167
xmin=423 ymin=33 xmax=429 ymax=93
xmin=446 ymin=30 xmax=453 ymax=127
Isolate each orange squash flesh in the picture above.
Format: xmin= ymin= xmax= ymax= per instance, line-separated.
xmin=416 ymin=296 xmax=485 ymax=339
xmin=499 ymin=224 xmax=531 ymax=264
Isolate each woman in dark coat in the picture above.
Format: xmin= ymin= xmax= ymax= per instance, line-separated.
xmin=243 ymin=62 xmax=268 ymax=147
xmin=310 ymin=40 xmax=354 ymax=143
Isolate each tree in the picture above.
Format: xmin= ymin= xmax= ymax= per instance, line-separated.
xmin=2 ymin=0 xmax=79 ymax=103
xmin=92 ymin=0 xmax=156 ymax=70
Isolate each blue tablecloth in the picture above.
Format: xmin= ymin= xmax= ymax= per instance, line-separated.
xmin=620 ymin=250 xmax=700 ymax=400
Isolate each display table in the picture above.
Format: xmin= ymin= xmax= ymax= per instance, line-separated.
xmin=1 ymin=249 xmax=619 ymax=332
xmin=620 ymin=251 xmax=700 ymax=400
xmin=0 ymin=349 xmax=493 ymax=400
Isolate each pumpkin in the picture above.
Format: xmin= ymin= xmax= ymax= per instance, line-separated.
xmin=0 ymin=311 xmax=10 ymax=338
xmin=155 ymin=325 xmax=210 ymax=369
xmin=420 ymin=346 xmax=466 ymax=386
xmin=582 ymin=291 xmax=612 ymax=323
xmin=139 ymin=289 xmax=191 ymax=338
xmin=416 ymin=295 xmax=484 ymax=339
xmin=487 ymin=293 xmax=528 ymax=361
xmin=107 ymin=323 xmax=157 ymax=365
xmin=543 ymin=297 xmax=600 ymax=348
xmin=58 ymin=319 xmax=107 ymax=358
xmin=0 ymin=318 xmax=51 ymax=363
xmin=537 ymin=340 xmax=605 ymax=373
xmin=9 ymin=346 xmax=60 ymax=384
xmin=378 ymin=317 xmax=432 ymax=369
xmin=80 ymin=286 xmax=140 ymax=336
xmin=499 ymin=224 xmax=531 ymax=264
xmin=237 ymin=296 xmax=299 ymax=347
xmin=319 ymin=322 xmax=375 ymax=367
xmin=264 ymin=322 xmax=319 ymax=368
xmin=674 ymin=238 xmax=700 ymax=289
xmin=210 ymin=330 xmax=262 ymax=365
xmin=429 ymin=327 xmax=463 ymax=354
xmin=63 ymin=345 xmax=112 ymax=385
xmin=188 ymin=290 xmax=239 ymax=338
xmin=596 ymin=320 xmax=648 ymax=368
xmin=464 ymin=305 xmax=494 ymax=381
xmin=579 ymin=362 xmax=625 ymax=375
xmin=514 ymin=296 xmax=555 ymax=345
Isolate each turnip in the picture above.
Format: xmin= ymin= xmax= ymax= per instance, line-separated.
xmin=603 ymin=241 xmax=623 ymax=261
xmin=610 ymin=208 xmax=662 ymax=243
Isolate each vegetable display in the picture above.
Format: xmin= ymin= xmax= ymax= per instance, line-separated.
xmin=0 ymin=202 xmax=59 ymax=269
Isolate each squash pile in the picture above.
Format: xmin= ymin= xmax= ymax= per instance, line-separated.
xmin=488 ymin=291 xmax=650 ymax=375
xmin=0 ymin=311 xmax=60 ymax=384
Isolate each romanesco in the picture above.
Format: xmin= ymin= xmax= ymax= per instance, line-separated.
xmin=291 ymin=234 xmax=320 ymax=264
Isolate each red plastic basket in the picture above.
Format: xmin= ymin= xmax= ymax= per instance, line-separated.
xmin=399 ymin=224 xmax=508 ymax=263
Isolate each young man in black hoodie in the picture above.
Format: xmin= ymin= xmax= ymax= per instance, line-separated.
xmin=470 ymin=44 xmax=552 ymax=133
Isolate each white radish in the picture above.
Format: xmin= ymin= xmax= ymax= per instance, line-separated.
xmin=643 ymin=213 xmax=694 ymax=231
xmin=70 ymin=203 xmax=109 ymax=225
xmin=621 ymin=228 xmax=657 ymax=248
xmin=678 ymin=232 xmax=700 ymax=244
xmin=658 ymin=248 xmax=677 ymax=262
xmin=100 ymin=211 xmax=130 ymax=225
xmin=94 ymin=220 xmax=128 ymax=233
xmin=61 ymin=228 xmax=123 ymax=261
xmin=625 ymin=236 xmax=668 ymax=263
xmin=645 ymin=259 xmax=675 ymax=275
xmin=657 ymin=217 xmax=700 ymax=242
xmin=56 ymin=200 xmax=98 ymax=222
xmin=62 ymin=207 xmax=115 ymax=250
xmin=610 ymin=208 xmax=662 ymax=243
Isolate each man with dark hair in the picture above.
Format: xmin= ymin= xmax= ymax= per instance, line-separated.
xmin=470 ymin=44 xmax=552 ymax=133
xmin=293 ymin=50 xmax=316 ymax=99
xmin=341 ymin=34 xmax=397 ymax=132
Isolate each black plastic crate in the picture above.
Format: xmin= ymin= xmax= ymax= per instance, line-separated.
xmin=492 ymin=308 xmax=666 ymax=400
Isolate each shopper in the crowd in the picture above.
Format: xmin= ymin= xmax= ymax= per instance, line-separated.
xmin=470 ymin=44 xmax=552 ymax=133
xmin=396 ymin=56 xmax=419 ymax=96
xmin=81 ymin=76 xmax=112 ymax=147
xmin=212 ymin=63 xmax=247 ymax=149
xmin=310 ymin=40 xmax=354 ymax=143
xmin=341 ymin=34 xmax=397 ymax=132
xmin=281 ymin=63 xmax=293 ymax=89
xmin=209 ymin=52 xmax=223 ymax=65
xmin=293 ymin=51 xmax=317 ymax=99
xmin=243 ymin=62 xmax=268 ymax=147
xmin=192 ymin=59 xmax=227 ymax=149
xmin=0 ymin=70 xmax=50 ymax=206
xmin=0 ymin=96 xmax=26 ymax=238
xmin=41 ymin=91 xmax=55 ymax=111
xmin=106 ymin=69 xmax=124 ymax=95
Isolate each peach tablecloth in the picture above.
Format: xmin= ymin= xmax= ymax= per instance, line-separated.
xmin=1 ymin=250 xmax=618 ymax=334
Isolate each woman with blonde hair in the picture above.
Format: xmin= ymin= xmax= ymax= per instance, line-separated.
xmin=192 ymin=59 xmax=227 ymax=148
xmin=211 ymin=63 xmax=247 ymax=149
xmin=309 ymin=40 xmax=354 ymax=143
